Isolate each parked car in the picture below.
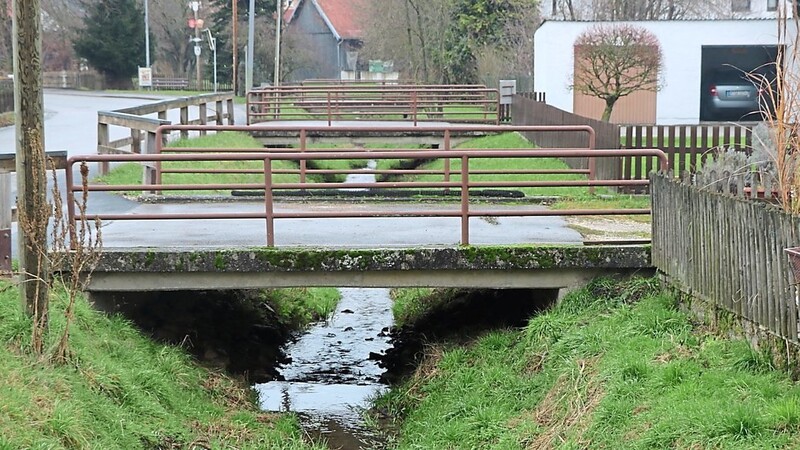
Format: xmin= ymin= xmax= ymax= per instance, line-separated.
xmin=704 ymin=69 xmax=764 ymax=121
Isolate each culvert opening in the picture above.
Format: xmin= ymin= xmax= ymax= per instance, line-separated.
xmin=90 ymin=286 xmax=559 ymax=449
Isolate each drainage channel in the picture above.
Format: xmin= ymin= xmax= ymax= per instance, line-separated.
xmin=254 ymin=287 xmax=394 ymax=449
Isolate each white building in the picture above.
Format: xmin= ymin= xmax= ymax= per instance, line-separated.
xmin=533 ymin=18 xmax=794 ymax=124
xmin=543 ymin=0 xmax=793 ymax=20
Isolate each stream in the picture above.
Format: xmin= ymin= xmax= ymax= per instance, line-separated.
xmin=254 ymin=287 xmax=394 ymax=449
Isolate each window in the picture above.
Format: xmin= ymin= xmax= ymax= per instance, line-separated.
xmin=731 ymin=0 xmax=751 ymax=12
xmin=767 ymin=0 xmax=778 ymax=11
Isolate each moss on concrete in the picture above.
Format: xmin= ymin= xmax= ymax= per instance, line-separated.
xmin=91 ymin=244 xmax=651 ymax=274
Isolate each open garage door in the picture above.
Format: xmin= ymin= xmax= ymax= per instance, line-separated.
xmin=699 ymin=45 xmax=779 ymax=122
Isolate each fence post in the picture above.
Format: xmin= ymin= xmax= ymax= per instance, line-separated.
xmin=131 ymin=129 xmax=141 ymax=154
xmin=226 ymin=97 xmax=235 ymax=125
xmin=180 ymin=106 xmax=189 ymax=139
xmin=97 ymin=120 xmax=109 ymax=175
xmin=215 ymin=100 xmax=224 ymax=125
xmin=143 ymin=130 xmax=158 ymax=194
xmin=199 ymin=103 xmax=207 ymax=136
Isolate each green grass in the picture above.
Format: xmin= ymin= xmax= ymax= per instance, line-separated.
xmin=387 ymin=132 xmax=611 ymax=198
xmin=377 ymin=277 xmax=800 ymax=449
xmin=99 ymin=130 xmax=648 ymax=213
xmin=0 ymin=281 xmax=335 ymax=449
xmin=97 ymin=132 xmax=305 ymax=195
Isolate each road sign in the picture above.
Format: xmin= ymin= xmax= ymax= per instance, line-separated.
xmin=194 ymin=45 xmax=201 ymax=56
xmin=138 ymin=66 xmax=152 ymax=87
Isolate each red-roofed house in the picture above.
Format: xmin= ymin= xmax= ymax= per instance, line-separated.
xmin=284 ymin=0 xmax=371 ymax=81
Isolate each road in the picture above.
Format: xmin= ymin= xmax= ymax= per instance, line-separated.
xmin=0 ymin=89 xmax=216 ymax=255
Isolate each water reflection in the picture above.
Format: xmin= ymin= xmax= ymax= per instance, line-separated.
xmin=255 ymin=288 xmax=394 ymax=449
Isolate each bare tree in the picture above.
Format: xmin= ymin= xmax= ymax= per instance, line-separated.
xmin=548 ymin=0 xmax=734 ymax=20
xmin=570 ymin=23 xmax=663 ymax=121
xmin=361 ymin=0 xmax=451 ymax=83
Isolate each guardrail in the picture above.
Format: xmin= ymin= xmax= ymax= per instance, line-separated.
xmin=96 ymin=92 xmax=235 ymax=175
xmin=65 ymin=146 xmax=668 ymax=247
xmin=246 ymin=84 xmax=500 ymax=126
xmin=150 ymin=124 xmax=599 ymax=192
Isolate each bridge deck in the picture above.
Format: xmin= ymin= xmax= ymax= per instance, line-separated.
xmin=88 ymin=245 xmax=652 ymax=292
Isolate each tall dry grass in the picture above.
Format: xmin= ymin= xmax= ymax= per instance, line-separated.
xmin=752 ymin=3 xmax=800 ymax=213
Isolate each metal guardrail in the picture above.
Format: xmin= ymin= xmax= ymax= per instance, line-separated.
xmin=246 ymin=84 xmax=501 ymax=126
xmin=65 ymin=146 xmax=668 ymax=248
xmin=150 ymin=124 xmax=599 ymax=188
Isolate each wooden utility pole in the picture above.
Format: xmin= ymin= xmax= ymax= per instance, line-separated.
xmin=13 ymin=0 xmax=49 ymax=326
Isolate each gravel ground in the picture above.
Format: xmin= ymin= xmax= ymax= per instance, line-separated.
xmin=564 ymin=216 xmax=651 ymax=242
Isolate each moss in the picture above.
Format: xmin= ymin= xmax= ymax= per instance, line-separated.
xmin=214 ymin=254 xmax=227 ymax=270
xmin=144 ymin=250 xmax=156 ymax=268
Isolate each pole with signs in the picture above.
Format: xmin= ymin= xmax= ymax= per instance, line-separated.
xmin=190 ymin=1 xmax=202 ymax=89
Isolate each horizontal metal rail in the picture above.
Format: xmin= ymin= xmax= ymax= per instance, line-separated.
xmin=66 ymin=147 xmax=668 ymax=247
xmin=246 ymin=84 xmax=501 ymax=126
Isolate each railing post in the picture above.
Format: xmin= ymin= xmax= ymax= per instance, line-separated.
xmin=299 ymin=129 xmax=307 ymax=185
xmin=226 ymin=97 xmax=235 ymax=125
xmin=443 ymin=129 xmax=451 ymax=192
xmin=65 ymin=161 xmax=77 ymax=250
xmin=327 ymin=91 xmax=332 ymax=126
xmin=0 ymin=170 xmax=11 ymax=272
xmin=180 ymin=106 xmax=189 ymax=139
xmin=199 ymin=103 xmax=208 ymax=136
xmin=143 ymin=130 xmax=159 ymax=195
xmin=97 ymin=120 xmax=109 ymax=175
xmin=131 ymin=128 xmax=141 ymax=154
xmin=215 ymin=100 xmax=224 ymax=125
xmin=412 ymin=91 xmax=418 ymax=126
xmin=263 ymin=157 xmax=275 ymax=247
xmin=460 ymin=155 xmax=470 ymax=246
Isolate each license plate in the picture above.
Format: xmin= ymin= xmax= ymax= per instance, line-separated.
xmin=727 ymin=90 xmax=750 ymax=98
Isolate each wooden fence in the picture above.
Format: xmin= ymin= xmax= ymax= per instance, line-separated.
xmin=651 ymin=172 xmax=799 ymax=342
xmin=621 ymin=124 xmax=752 ymax=179
xmin=97 ymin=92 xmax=235 ymax=175
xmin=512 ymin=94 xmax=621 ymax=183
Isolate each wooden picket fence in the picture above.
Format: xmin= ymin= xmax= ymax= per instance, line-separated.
xmin=651 ymin=172 xmax=799 ymax=342
xmin=620 ymin=124 xmax=753 ymax=192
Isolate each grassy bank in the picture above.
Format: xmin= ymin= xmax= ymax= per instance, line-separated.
xmin=379 ymin=279 xmax=800 ymax=449
xmin=0 ymin=282 xmax=335 ymax=449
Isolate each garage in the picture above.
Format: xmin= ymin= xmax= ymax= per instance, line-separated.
xmin=534 ymin=19 xmax=793 ymax=124
xmin=699 ymin=45 xmax=779 ymax=122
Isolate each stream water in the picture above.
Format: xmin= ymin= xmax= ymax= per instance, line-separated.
xmin=254 ymin=288 xmax=395 ymax=449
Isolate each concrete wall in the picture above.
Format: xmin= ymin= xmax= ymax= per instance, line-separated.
xmin=534 ymin=19 xmax=791 ymax=124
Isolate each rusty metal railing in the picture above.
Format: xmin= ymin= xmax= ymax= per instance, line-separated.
xmin=65 ymin=147 xmax=668 ymax=247
xmin=246 ymin=84 xmax=500 ymax=126
xmin=151 ymin=124 xmax=599 ymax=189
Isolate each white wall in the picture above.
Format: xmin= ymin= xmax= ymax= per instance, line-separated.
xmin=533 ymin=20 xmax=786 ymax=124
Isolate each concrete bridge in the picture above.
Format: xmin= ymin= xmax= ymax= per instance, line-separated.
xmin=87 ymin=245 xmax=652 ymax=293
xmin=61 ymin=122 xmax=665 ymax=295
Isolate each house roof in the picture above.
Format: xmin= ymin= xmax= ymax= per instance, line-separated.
xmin=314 ymin=0 xmax=371 ymax=40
